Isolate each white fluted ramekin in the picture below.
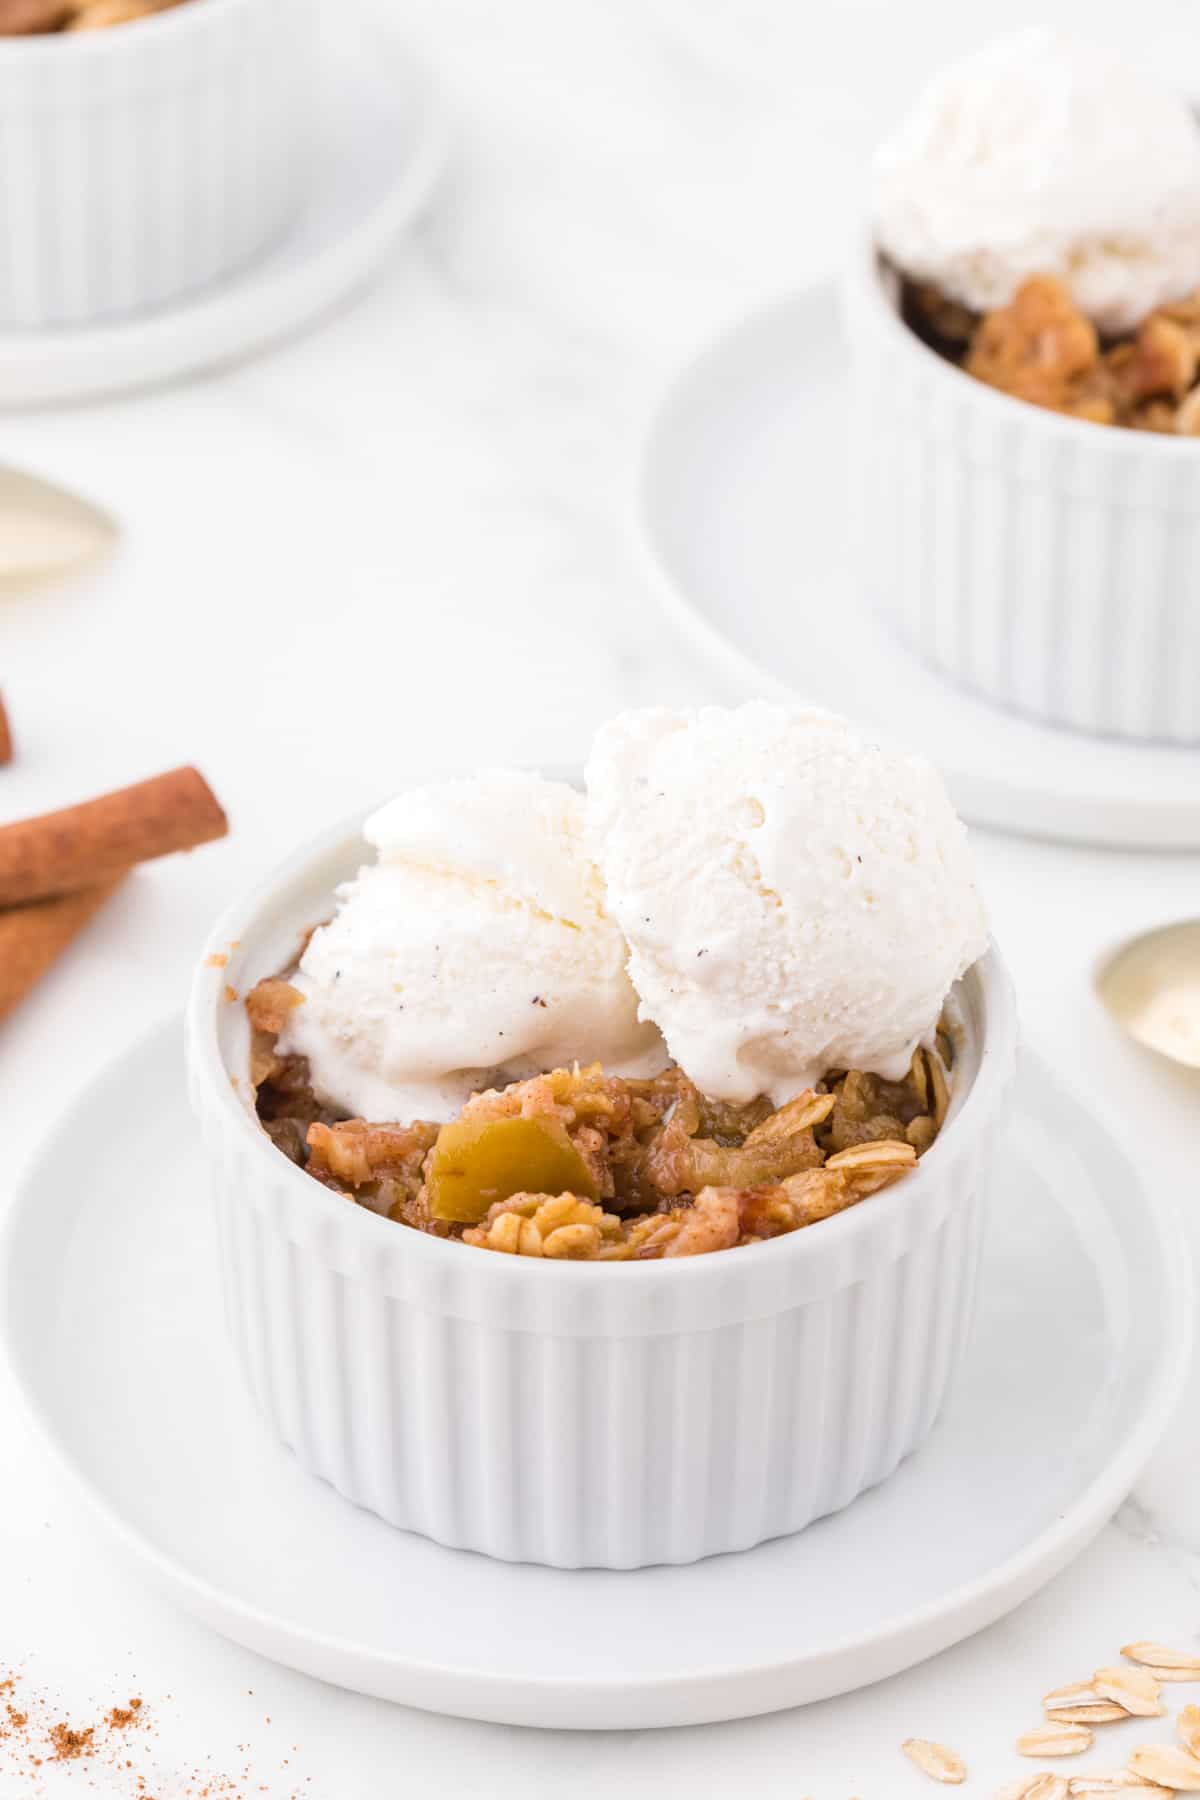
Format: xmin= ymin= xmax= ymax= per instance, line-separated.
xmin=186 ymin=806 xmax=1017 ymax=1570
xmin=0 ymin=0 xmax=312 ymax=328
xmin=845 ymin=238 xmax=1200 ymax=744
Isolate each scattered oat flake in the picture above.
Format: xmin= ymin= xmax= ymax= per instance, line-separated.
xmin=1123 ymin=1645 xmax=1200 ymax=1678
xmin=902 ymin=1738 xmax=967 ymax=1783
xmin=1069 ymin=1779 xmax=1173 ymax=1796
xmin=205 ymin=952 xmax=228 ymax=968
xmin=224 ymin=983 xmax=239 ymax=1003
xmin=1045 ymin=1681 xmax=1103 ymax=1711
xmin=1094 ymin=1664 xmax=1166 ymax=1717
xmin=1018 ymin=1723 xmax=1094 ymax=1757
xmin=997 ymin=1777 xmax=1069 ymax=1800
xmin=1126 ymin=1743 xmax=1200 ymax=1788
xmin=1042 ymin=1683 xmax=1127 ymax=1722
xmin=1180 ymin=1708 xmax=1200 ymax=1757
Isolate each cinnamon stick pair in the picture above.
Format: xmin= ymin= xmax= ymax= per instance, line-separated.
xmin=0 ymin=765 xmax=228 ymax=1022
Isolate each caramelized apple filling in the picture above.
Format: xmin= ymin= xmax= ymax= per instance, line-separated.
xmin=902 ymin=270 xmax=1200 ymax=432
xmin=247 ymin=979 xmax=953 ymax=1261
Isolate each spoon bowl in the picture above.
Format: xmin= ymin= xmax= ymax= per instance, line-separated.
xmin=0 ymin=465 xmax=116 ymax=590
xmin=1095 ymin=918 xmax=1200 ymax=1069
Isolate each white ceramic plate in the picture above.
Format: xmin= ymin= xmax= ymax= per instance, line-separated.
xmin=0 ymin=27 xmax=446 ymax=409
xmin=636 ymin=285 xmax=1200 ymax=850
xmin=0 ymin=1022 xmax=1189 ymax=1729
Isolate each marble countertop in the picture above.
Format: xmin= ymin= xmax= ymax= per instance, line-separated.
xmin=3 ymin=0 xmax=1200 ymax=1793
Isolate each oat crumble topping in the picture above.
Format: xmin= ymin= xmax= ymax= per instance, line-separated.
xmin=246 ymin=977 xmax=952 ymax=1261
xmin=901 ymin=270 xmax=1200 ymax=433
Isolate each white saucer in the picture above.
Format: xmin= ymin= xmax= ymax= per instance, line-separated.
xmin=0 ymin=1023 xmax=1188 ymax=1730
xmin=0 ymin=28 xmax=447 ymax=409
xmin=636 ymin=285 xmax=1200 ymax=850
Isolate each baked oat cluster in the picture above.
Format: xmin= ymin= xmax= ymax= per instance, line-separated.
xmin=0 ymin=0 xmax=187 ymax=33
xmin=904 ymin=273 xmax=1200 ymax=434
xmin=247 ymin=976 xmax=952 ymax=1262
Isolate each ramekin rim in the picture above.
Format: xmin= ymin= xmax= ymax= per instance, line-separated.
xmin=849 ymin=226 xmax=1200 ymax=461
xmin=186 ymin=799 xmax=1018 ymax=1286
xmin=0 ymin=0 xmax=270 ymax=60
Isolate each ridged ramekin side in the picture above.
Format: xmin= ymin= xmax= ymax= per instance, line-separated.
xmin=195 ymin=1078 xmax=1000 ymax=1569
xmin=845 ymin=244 xmax=1200 ymax=744
xmin=0 ymin=0 xmax=312 ymax=328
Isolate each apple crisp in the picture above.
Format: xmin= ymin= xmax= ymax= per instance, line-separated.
xmin=247 ymin=977 xmax=953 ymax=1261
xmin=901 ymin=271 xmax=1200 ymax=433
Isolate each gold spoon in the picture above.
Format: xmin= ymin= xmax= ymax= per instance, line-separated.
xmin=1095 ymin=919 xmax=1200 ymax=1069
xmin=0 ymin=464 xmax=116 ymax=590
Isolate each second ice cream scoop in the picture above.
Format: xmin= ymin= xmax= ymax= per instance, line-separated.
xmin=586 ymin=703 xmax=988 ymax=1107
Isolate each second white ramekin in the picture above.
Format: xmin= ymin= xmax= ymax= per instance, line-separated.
xmin=186 ymin=807 xmax=1018 ymax=1570
xmin=0 ymin=0 xmax=313 ymax=328
xmin=845 ymin=238 xmax=1200 ymax=744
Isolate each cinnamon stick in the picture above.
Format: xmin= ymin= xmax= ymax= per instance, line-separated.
xmin=0 ymin=765 xmax=227 ymax=906
xmin=0 ymin=0 xmax=73 ymax=33
xmin=0 ymin=878 xmax=123 ymax=1021
xmin=0 ymin=693 xmax=11 ymax=766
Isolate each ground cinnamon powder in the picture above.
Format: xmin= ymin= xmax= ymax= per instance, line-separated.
xmin=48 ymin=1720 xmax=95 ymax=1760
xmin=0 ymin=1669 xmax=310 ymax=1796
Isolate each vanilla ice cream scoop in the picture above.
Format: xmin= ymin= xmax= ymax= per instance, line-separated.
xmin=280 ymin=770 xmax=665 ymax=1123
xmin=874 ymin=30 xmax=1200 ymax=334
xmin=586 ymin=705 xmax=987 ymax=1107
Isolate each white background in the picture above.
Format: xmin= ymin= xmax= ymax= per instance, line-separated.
xmin=3 ymin=0 xmax=1200 ymax=1794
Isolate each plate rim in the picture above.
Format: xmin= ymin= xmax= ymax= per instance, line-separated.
xmin=0 ymin=1018 xmax=1192 ymax=1728
xmin=630 ymin=280 xmax=1200 ymax=853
